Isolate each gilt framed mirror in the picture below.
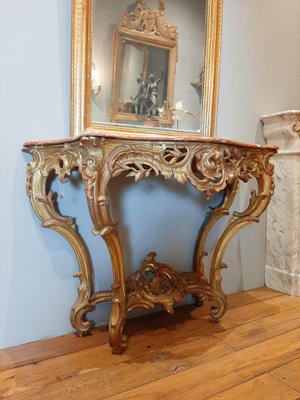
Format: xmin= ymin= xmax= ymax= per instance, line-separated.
xmin=71 ymin=0 xmax=223 ymax=137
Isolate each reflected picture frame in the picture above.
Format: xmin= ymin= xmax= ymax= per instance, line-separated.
xmin=111 ymin=4 xmax=178 ymax=127
xmin=71 ymin=0 xmax=223 ymax=137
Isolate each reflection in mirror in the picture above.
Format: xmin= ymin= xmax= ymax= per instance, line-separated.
xmin=92 ymin=0 xmax=207 ymax=132
xmin=119 ymin=42 xmax=169 ymax=124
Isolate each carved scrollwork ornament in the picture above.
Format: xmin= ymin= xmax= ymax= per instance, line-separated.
xmin=108 ymin=143 xmax=274 ymax=199
xmin=126 ymin=252 xmax=210 ymax=314
xmin=24 ymin=149 xmax=41 ymax=196
xmin=120 ymin=0 xmax=178 ymax=41
xmin=79 ymin=137 xmax=104 ymax=200
xmin=36 ymin=191 xmax=76 ymax=230
xmin=40 ymin=148 xmax=79 ymax=183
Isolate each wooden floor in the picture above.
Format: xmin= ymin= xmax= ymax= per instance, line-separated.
xmin=1 ymin=288 xmax=300 ymax=399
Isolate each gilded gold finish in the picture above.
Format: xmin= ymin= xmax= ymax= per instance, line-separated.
xmin=71 ymin=0 xmax=223 ymax=137
xmin=119 ymin=0 xmax=178 ymax=41
xmin=23 ymin=142 xmax=113 ymax=337
xmin=23 ymin=133 xmax=276 ymax=353
xmin=202 ymin=0 xmax=223 ymax=135
xmin=126 ymin=252 xmax=210 ymax=314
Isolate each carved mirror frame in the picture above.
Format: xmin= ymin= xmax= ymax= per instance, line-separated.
xmin=71 ymin=0 xmax=223 ymax=137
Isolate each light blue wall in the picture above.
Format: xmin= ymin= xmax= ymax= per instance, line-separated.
xmin=1 ymin=0 xmax=300 ymax=349
xmin=217 ymin=0 xmax=300 ymax=290
xmin=0 ymin=0 xmax=74 ymax=348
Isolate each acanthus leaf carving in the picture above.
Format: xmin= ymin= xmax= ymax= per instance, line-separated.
xmin=36 ymin=191 xmax=76 ymax=230
xmin=236 ymin=157 xmax=262 ymax=182
xmin=108 ymin=143 xmax=270 ymax=198
xmin=41 ymin=148 xmax=79 ymax=182
xmin=126 ymin=252 xmax=210 ymax=314
xmin=112 ymin=152 xmax=160 ymax=181
xmin=162 ymin=145 xmax=189 ymax=165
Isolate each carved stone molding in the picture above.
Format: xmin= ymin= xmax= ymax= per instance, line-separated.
xmin=262 ymin=110 xmax=300 ymax=296
xmin=262 ymin=110 xmax=300 ymax=150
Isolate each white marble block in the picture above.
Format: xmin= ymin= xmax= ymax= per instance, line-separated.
xmin=262 ymin=110 xmax=300 ymax=296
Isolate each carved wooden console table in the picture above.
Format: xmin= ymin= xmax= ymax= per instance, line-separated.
xmin=23 ymin=131 xmax=277 ymax=354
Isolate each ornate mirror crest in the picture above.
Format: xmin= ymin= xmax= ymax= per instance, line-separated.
xmin=71 ymin=0 xmax=223 ymax=137
xmin=119 ymin=0 xmax=178 ymax=40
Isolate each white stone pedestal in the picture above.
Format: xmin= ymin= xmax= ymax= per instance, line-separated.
xmin=262 ymin=110 xmax=300 ymax=296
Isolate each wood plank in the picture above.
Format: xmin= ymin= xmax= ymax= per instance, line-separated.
xmin=0 ymin=288 xmax=295 ymax=400
xmin=271 ymin=358 xmax=300 ymax=393
xmin=95 ymin=328 xmax=300 ymax=400
xmin=206 ymin=373 xmax=300 ymax=400
xmin=213 ymin=306 xmax=300 ymax=350
xmin=226 ymin=287 xmax=282 ymax=309
xmin=124 ymin=287 xmax=281 ymax=336
xmin=208 ymin=295 xmax=300 ymax=330
xmin=0 ymin=288 xmax=280 ymax=372
xmin=0 ymin=327 xmax=109 ymax=373
xmin=126 ymin=290 xmax=286 ymax=340
xmin=0 ymin=315 xmax=230 ymax=399
xmin=1 ymin=335 xmax=234 ymax=400
xmin=5 ymin=295 xmax=293 ymax=400
xmin=0 ymin=302 xmax=212 ymax=373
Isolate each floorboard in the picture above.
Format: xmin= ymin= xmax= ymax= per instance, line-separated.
xmin=0 ymin=288 xmax=299 ymax=400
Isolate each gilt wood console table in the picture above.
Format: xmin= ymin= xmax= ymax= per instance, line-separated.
xmin=23 ymin=131 xmax=277 ymax=354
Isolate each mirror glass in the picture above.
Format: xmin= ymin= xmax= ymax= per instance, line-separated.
xmin=92 ymin=0 xmax=207 ymax=133
xmin=119 ymin=41 xmax=169 ymax=119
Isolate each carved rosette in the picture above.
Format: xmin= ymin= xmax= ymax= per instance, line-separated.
xmin=119 ymin=0 xmax=178 ymax=41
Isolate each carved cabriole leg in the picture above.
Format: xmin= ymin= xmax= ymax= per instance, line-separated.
xmin=193 ymin=180 xmax=239 ymax=305
xmin=98 ymin=172 xmax=127 ymax=354
xmin=25 ymin=146 xmax=96 ymax=336
xmin=209 ymin=156 xmax=275 ymax=322
xmin=82 ymin=144 xmax=127 ymax=354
